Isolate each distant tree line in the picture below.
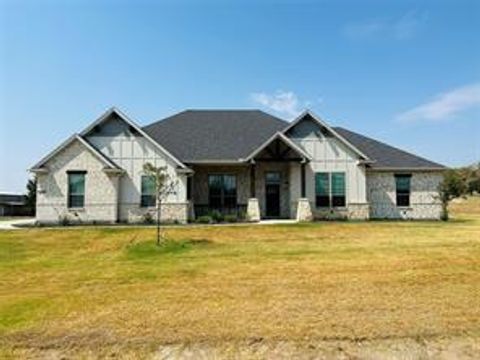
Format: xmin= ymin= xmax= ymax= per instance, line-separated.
xmin=438 ymin=162 xmax=480 ymax=220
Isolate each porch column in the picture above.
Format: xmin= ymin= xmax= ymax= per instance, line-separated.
xmin=301 ymin=162 xmax=306 ymax=198
xmin=187 ymin=175 xmax=195 ymax=221
xmin=250 ymin=163 xmax=256 ymax=197
xmin=296 ymin=161 xmax=313 ymax=221
xmin=247 ymin=162 xmax=260 ymax=222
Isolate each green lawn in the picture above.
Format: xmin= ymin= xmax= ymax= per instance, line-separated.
xmin=0 ymin=198 xmax=479 ymax=358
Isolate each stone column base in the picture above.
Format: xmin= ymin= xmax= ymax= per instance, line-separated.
xmin=247 ymin=198 xmax=260 ymax=222
xmin=296 ymin=198 xmax=313 ymax=222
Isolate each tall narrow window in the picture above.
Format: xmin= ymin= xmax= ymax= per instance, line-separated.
xmin=331 ymin=172 xmax=346 ymax=207
xmin=315 ymin=173 xmax=330 ymax=207
xmin=141 ymin=175 xmax=156 ymax=207
xmin=208 ymin=174 xmax=237 ymax=208
xmin=68 ymin=171 xmax=85 ymax=208
xmin=395 ymin=174 xmax=411 ymax=207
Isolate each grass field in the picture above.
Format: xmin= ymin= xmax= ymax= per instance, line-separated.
xmin=1 ymin=198 xmax=479 ymax=358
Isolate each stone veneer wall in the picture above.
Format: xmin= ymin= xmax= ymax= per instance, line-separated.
xmin=367 ymin=171 xmax=443 ymax=219
xmin=290 ymin=201 xmax=369 ymax=220
xmin=36 ymin=140 xmax=120 ymax=224
xmin=119 ymin=203 xmax=188 ymax=224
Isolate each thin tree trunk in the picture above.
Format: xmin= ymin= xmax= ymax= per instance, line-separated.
xmin=157 ymin=200 xmax=161 ymax=245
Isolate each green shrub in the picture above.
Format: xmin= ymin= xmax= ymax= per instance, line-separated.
xmin=59 ymin=215 xmax=70 ymax=226
xmin=209 ymin=210 xmax=224 ymax=223
xmin=196 ymin=215 xmax=213 ymax=224
xmin=142 ymin=212 xmax=155 ymax=224
xmin=238 ymin=211 xmax=246 ymax=220
xmin=224 ymin=214 xmax=238 ymax=223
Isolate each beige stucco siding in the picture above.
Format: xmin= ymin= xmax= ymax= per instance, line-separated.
xmin=367 ymin=171 xmax=443 ymax=219
xmin=36 ymin=139 xmax=120 ymax=223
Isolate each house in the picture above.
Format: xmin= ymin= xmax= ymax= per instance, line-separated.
xmin=30 ymin=108 xmax=445 ymax=224
xmin=0 ymin=193 xmax=32 ymax=217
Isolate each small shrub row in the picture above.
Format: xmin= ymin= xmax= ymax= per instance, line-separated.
xmin=195 ymin=212 xmax=242 ymax=224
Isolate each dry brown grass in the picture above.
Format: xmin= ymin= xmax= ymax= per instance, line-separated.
xmin=0 ymin=197 xmax=479 ymax=358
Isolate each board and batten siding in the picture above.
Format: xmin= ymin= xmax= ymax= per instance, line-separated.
xmin=85 ymin=117 xmax=188 ymax=223
xmin=286 ymin=118 xmax=368 ymax=218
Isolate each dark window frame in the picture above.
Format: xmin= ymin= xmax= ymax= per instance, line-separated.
xmin=140 ymin=175 xmax=156 ymax=208
xmin=395 ymin=174 xmax=411 ymax=207
xmin=315 ymin=172 xmax=330 ymax=207
xmin=315 ymin=172 xmax=346 ymax=208
xmin=208 ymin=174 xmax=237 ymax=209
xmin=331 ymin=172 xmax=346 ymax=207
xmin=67 ymin=171 xmax=86 ymax=209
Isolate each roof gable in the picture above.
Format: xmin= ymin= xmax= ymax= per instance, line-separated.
xmin=30 ymin=134 xmax=123 ymax=172
xmin=82 ymin=108 xmax=186 ymax=168
xmin=242 ymin=132 xmax=312 ymax=162
xmin=282 ymin=111 xmax=372 ymax=161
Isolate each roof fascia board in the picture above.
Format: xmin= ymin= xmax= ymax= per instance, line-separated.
xmin=75 ymin=135 xmax=121 ymax=169
xmin=81 ymin=107 xmax=187 ymax=169
xmin=30 ymin=134 xmax=77 ymax=171
xmin=185 ymin=160 xmax=246 ymax=165
xmin=241 ymin=131 xmax=312 ymax=162
xmin=282 ymin=110 xmax=371 ymax=161
xmin=30 ymin=134 xmax=123 ymax=172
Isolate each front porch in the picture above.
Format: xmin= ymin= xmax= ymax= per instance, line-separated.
xmin=186 ymin=133 xmax=312 ymax=222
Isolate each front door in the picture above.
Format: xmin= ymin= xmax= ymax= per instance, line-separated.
xmin=265 ymin=172 xmax=281 ymax=218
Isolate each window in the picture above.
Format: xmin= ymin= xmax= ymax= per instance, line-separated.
xmin=315 ymin=173 xmax=330 ymax=207
xmin=141 ymin=175 xmax=156 ymax=207
xmin=395 ymin=174 xmax=411 ymax=207
xmin=331 ymin=172 xmax=346 ymax=207
xmin=315 ymin=172 xmax=346 ymax=207
xmin=68 ymin=171 xmax=85 ymax=208
xmin=208 ymin=174 xmax=237 ymax=208
xmin=265 ymin=172 xmax=281 ymax=184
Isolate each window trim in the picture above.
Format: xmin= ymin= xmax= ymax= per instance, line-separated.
xmin=140 ymin=175 xmax=157 ymax=208
xmin=315 ymin=171 xmax=346 ymax=208
xmin=208 ymin=174 xmax=238 ymax=208
xmin=395 ymin=174 xmax=412 ymax=208
xmin=67 ymin=171 xmax=86 ymax=209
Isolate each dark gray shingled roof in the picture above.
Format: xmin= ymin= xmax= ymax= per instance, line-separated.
xmin=143 ymin=110 xmax=444 ymax=169
xmin=333 ymin=127 xmax=445 ymax=169
xmin=143 ymin=110 xmax=288 ymax=161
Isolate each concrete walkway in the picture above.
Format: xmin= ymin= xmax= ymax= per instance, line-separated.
xmin=258 ymin=219 xmax=298 ymax=225
xmin=0 ymin=218 xmax=36 ymax=230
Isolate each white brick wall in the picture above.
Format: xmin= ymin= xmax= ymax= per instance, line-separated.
xmin=36 ymin=139 xmax=120 ymax=224
xmin=367 ymin=171 xmax=443 ymax=219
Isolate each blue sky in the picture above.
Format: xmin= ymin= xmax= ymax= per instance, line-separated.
xmin=1 ymin=0 xmax=479 ymax=193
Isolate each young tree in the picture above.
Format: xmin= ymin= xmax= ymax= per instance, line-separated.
xmin=437 ymin=170 xmax=467 ymax=221
xmin=143 ymin=163 xmax=178 ymax=245
xmin=25 ymin=177 xmax=37 ymax=215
